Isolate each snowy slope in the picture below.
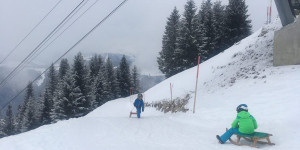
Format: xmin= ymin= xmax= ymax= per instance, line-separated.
xmin=1 ymin=19 xmax=300 ymax=150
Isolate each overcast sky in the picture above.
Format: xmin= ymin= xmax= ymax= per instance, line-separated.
xmin=0 ymin=0 xmax=278 ymax=75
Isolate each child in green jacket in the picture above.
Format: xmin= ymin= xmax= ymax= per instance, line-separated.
xmin=216 ymin=104 xmax=257 ymax=144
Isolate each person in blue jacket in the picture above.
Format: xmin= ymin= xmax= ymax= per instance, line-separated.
xmin=134 ymin=93 xmax=144 ymax=118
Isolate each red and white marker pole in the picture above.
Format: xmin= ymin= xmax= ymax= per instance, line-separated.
xmin=193 ymin=56 xmax=200 ymax=114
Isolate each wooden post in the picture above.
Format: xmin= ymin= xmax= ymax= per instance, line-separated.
xmin=193 ymin=56 xmax=200 ymax=114
xmin=130 ymin=88 xmax=133 ymax=101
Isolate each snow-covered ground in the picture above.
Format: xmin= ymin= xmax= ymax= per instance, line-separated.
xmin=0 ymin=19 xmax=300 ymax=150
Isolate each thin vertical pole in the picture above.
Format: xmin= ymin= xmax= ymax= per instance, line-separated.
xmin=130 ymin=88 xmax=133 ymax=101
xmin=267 ymin=6 xmax=269 ymax=24
xmin=270 ymin=0 xmax=272 ymax=24
xmin=170 ymin=83 xmax=173 ymax=101
xmin=193 ymin=56 xmax=200 ymax=114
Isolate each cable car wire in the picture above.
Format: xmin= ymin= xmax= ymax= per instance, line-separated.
xmin=0 ymin=0 xmax=128 ymax=113
xmin=0 ymin=0 xmax=85 ymax=89
xmin=0 ymin=0 xmax=64 ymax=64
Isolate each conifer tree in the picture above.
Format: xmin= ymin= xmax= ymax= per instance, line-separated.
xmin=72 ymin=52 xmax=90 ymax=116
xmin=41 ymin=64 xmax=57 ymax=124
xmin=56 ymin=70 xmax=75 ymax=118
xmin=0 ymin=118 xmax=6 ymax=137
xmin=41 ymin=89 xmax=52 ymax=124
xmin=51 ymin=85 xmax=66 ymax=122
xmin=115 ymin=68 xmax=121 ymax=98
xmin=198 ymin=0 xmax=215 ymax=60
xmin=58 ymin=58 xmax=70 ymax=80
xmin=47 ymin=64 xmax=58 ymax=96
xmin=131 ymin=65 xmax=140 ymax=94
xmin=117 ymin=55 xmax=131 ymax=97
xmin=14 ymin=105 xmax=23 ymax=133
xmin=71 ymin=86 xmax=87 ymax=117
xmin=176 ymin=0 xmax=198 ymax=71
xmin=34 ymin=93 xmax=44 ymax=125
xmin=93 ymin=67 xmax=106 ymax=107
xmin=89 ymin=54 xmax=103 ymax=81
xmin=73 ymin=53 xmax=88 ymax=96
xmin=89 ymin=54 xmax=103 ymax=106
xmin=3 ymin=104 xmax=14 ymax=135
xmin=212 ymin=1 xmax=226 ymax=55
xmin=157 ymin=7 xmax=181 ymax=78
xmin=104 ymin=57 xmax=118 ymax=100
xmin=22 ymin=96 xmax=36 ymax=131
xmin=224 ymin=0 xmax=252 ymax=47
xmin=51 ymin=58 xmax=73 ymax=120
xmin=21 ymin=82 xmax=36 ymax=132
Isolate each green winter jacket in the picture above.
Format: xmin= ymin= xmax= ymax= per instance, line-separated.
xmin=231 ymin=111 xmax=257 ymax=134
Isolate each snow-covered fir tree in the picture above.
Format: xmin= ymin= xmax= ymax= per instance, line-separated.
xmin=198 ymin=0 xmax=215 ymax=60
xmin=93 ymin=65 xmax=106 ymax=108
xmin=72 ymin=53 xmax=91 ymax=116
xmin=117 ymin=55 xmax=131 ymax=97
xmin=115 ymin=67 xmax=122 ymax=98
xmin=71 ymin=86 xmax=87 ymax=117
xmin=212 ymin=0 xmax=226 ymax=55
xmin=14 ymin=105 xmax=23 ymax=133
xmin=73 ymin=53 xmax=89 ymax=96
xmin=89 ymin=54 xmax=103 ymax=82
xmin=51 ymin=86 xmax=67 ymax=122
xmin=21 ymin=82 xmax=37 ymax=132
xmin=47 ymin=64 xmax=58 ymax=96
xmin=104 ymin=57 xmax=118 ymax=100
xmin=50 ymin=58 xmax=74 ymax=120
xmin=41 ymin=64 xmax=57 ymax=124
xmin=41 ymin=89 xmax=52 ymax=124
xmin=54 ymin=70 xmax=76 ymax=119
xmin=51 ymin=59 xmax=75 ymax=120
xmin=176 ymin=0 xmax=198 ymax=71
xmin=131 ymin=65 xmax=140 ymax=94
xmin=3 ymin=104 xmax=14 ymax=136
xmin=224 ymin=0 xmax=252 ymax=47
xmin=58 ymin=58 xmax=70 ymax=79
xmin=157 ymin=7 xmax=181 ymax=78
xmin=34 ymin=93 xmax=44 ymax=125
xmin=0 ymin=117 xmax=6 ymax=138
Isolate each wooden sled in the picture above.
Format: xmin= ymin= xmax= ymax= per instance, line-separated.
xmin=129 ymin=111 xmax=137 ymax=118
xmin=226 ymin=128 xmax=275 ymax=148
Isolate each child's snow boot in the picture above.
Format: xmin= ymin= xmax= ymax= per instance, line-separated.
xmin=216 ymin=135 xmax=224 ymax=144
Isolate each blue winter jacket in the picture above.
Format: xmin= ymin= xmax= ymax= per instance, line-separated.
xmin=134 ymin=99 xmax=144 ymax=111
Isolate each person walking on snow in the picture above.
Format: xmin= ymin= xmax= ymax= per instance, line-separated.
xmin=134 ymin=93 xmax=144 ymax=118
xmin=216 ymin=104 xmax=257 ymax=144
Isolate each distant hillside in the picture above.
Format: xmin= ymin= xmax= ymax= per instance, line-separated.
xmin=140 ymin=75 xmax=165 ymax=92
xmin=0 ymin=66 xmax=43 ymax=114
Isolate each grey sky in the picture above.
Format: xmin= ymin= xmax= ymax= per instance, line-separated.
xmin=0 ymin=0 xmax=278 ymax=75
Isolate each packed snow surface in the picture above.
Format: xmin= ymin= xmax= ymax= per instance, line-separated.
xmin=0 ymin=19 xmax=300 ymax=150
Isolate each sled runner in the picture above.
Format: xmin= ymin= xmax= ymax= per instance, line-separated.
xmin=226 ymin=128 xmax=275 ymax=148
xmin=129 ymin=111 xmax=137 ymax=118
